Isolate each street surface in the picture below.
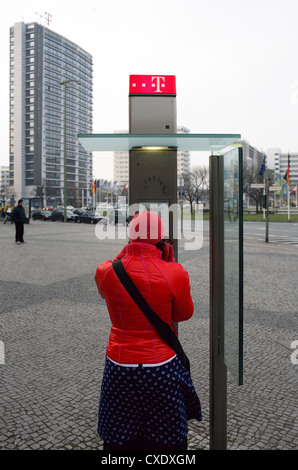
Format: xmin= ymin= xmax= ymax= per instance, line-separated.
xmin=244 ymin=221 xmax=298 ymax=246
xmin=0 ymin=219 xmax=297 ymax=451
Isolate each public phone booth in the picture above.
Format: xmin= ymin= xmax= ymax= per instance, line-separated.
xmin=78 ymin=74 xmax=243 ymax=450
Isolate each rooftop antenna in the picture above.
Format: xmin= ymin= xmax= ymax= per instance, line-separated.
xmin=45 ymin=12 xmax=52 ymax=26
xmin=35 ymin=11 xmax=52 ymax=27
xmin=35 ymin=12 xmax=43 ymax=24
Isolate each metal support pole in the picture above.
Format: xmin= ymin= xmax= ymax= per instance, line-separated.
xmin=265 ymin=181 xmax=269 ymax=243
xmin=264 ymin=170 xmax=274 ymax=242
xmin=209 ymin=153 xmax=227 ymax=450
xmin=180 ymin=178 xmax=184 ymax=235
xmin=63 ymin=84 xmax=67 ymax=222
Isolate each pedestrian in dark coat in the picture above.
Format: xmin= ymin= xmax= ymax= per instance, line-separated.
xmin=11 ymin=199 xmax=26 ymax=244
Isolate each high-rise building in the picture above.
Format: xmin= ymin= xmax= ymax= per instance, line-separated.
xmin=266 ymin=148 xmax=281 ymax=171
xmin=113 ymin=126 xmax=191 ymax=189
xmin=267 ymin=148 xmax=298 ymax=186
xmin=0 ymin=166 xmax=10 ymax=197
xmin=177 ymin=126 xmax=191 ymax=176
xmin=113 ymin=130 xmax=129 ymax=190
xmin=9 ymin=22 xmax=93 ymax=207
xmin=278 ymin=152 xmax=298 ymax=185
xmin=239 ymin=139 xmax=266 ymax=176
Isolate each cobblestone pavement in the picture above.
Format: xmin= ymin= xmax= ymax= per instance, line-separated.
xmin=0 ymin=220 xmax=297 ymax=451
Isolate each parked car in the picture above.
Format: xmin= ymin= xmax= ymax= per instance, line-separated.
xmin=73 ymin=208 xmax=85 ymax=215
xmin=51 ymin=209 xmax=78 ymax=222
xmin=96 ymin=203 xmax=113 ymax=211
xmin=109 ymin=209 xmax=129 ymax=225
xmin=32 ymin=209 xmax=53 ymax=221
xmin=77 ymin=211 xmax=108 ymax=224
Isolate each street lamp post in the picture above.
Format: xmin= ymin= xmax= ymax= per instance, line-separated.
xmin=264 ymin=169 xmax=273 ymax=243
xmin=60 ymin=79 xmax=81 ymax=222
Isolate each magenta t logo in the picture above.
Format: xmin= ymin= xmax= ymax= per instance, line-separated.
xmin=151 ymin=76 xmax=165 ymax=93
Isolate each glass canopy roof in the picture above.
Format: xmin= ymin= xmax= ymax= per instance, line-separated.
xmin=77 ymin=133 xmax=241 ymax=152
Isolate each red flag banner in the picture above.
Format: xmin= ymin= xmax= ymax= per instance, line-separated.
xmin=283 ymin=155 xmax=290 ymax=185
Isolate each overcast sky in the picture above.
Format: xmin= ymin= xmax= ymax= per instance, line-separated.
xmin=1 ymin=0 xmax=298 ymax=179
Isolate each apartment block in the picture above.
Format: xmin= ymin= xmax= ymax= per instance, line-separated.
xmin=9 ymin=22 xmax=93 ymax=206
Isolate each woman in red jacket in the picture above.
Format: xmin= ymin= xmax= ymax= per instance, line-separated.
xmin=95 ymin=211 xmax=202 ymax=450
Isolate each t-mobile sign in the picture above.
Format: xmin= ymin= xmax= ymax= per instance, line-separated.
xmin=129 ymin=75 xmax=177 ymax=133
xmin=129 ymin=75 xmax=176 ymax=95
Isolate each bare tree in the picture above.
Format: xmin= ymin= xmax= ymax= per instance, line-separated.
xmin=192 ymin=165 xmax=208 ymax=207
xmin=31 ymin=179 xmax=60 ymax=208
xmin=31 ymin=180 xmax=47 ymax=208
xmin=182 ymin=172 xmax=196 ymax=216
xmin=0 ymin=185 xmax=15 ymax=206
xmin=67 ymin=182 xmax=81 ymax=207
xmin=243 ymin=164 xmax=263 ymax=213
xmin=182 ymin=165 xmax=209 ymax=215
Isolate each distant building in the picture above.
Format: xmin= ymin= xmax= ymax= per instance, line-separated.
xmin=267 ymin=148 xmax=298 ymax=185
xmin=239 ymin=140 xmax=266 ymax=177
xmin=266 ymin=148 xmax=281 ymax=171
xmin=225 ymin=140 xmax=266 ymax=209
xmin=9 ymin=22 xmax=93 ymax=206
xmin=113 ymin=131 xmax=129 ymax=190
xmin=0 ymin=166 xmax=10 ymax=196
xmin=177 ymin=126 xmax=191 ymax=176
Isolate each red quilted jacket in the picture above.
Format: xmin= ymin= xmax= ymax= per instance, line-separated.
xmin=95 ymin=242 xmax=194 ymax=364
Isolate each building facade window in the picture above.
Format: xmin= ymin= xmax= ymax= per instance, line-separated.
xmin=9 ymin=22 xmax=93 ymax=205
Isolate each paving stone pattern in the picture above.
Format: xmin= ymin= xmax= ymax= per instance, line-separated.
xmin=0 ymin=220 xmax=297 ymax=450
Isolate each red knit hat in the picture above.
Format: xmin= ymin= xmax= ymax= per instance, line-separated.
xmin=129 ymin=211 xmax=166 ymax=244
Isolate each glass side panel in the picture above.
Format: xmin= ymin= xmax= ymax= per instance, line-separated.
xmin=77 ymin=133 xmax=241 ymax=152
xmin=223 ymin=146 xmax=243 ymax=385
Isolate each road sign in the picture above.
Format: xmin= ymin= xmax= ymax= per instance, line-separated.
xmin=250 ymin=183 xmax=265 ymax=189
xmin=269 ymin=186 xmax=281 ymax=191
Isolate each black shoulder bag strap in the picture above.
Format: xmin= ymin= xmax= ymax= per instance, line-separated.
xmin=112 ymin=259 xmax=190 ymax=372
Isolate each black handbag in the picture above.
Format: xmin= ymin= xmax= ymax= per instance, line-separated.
xmin=112 ymin=260 xmax=190 ymax=372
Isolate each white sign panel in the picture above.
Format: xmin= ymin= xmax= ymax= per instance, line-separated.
xmin=250 ymin=183 xmax=265 ymax=189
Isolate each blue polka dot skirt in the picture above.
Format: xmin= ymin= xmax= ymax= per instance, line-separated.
xmin=97 ymin=356 xmax=202 ymax=447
